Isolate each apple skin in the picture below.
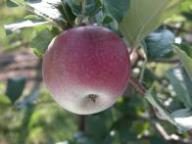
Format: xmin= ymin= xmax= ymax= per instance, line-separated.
xmin=42 ymin=25 xmax=131 ymax=115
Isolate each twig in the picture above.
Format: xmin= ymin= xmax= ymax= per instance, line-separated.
xmin=130 ymin=48 xmax=139 ymax=66
xmin=165 ymin=23 xmax=187 ymax=36
xmin=129 ymin=77 xmax=146 ymax=96
xmin=78 ymin=115 xmax=86 ymax=132
xmin=139 ymin=56 xmax=147 ymax=83
xmin=151 ymin=58 xmax=180 ymax=64
xmin=151 ymin=121 xmax=191 ymax=144
xmin=152 ymin=121 xmax=172 ymax=141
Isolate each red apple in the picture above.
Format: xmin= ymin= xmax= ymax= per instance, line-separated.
xmin=42 ymin=25 xmax=131 ymax=115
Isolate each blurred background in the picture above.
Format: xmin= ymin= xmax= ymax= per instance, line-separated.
xmin=0 ymin=0 xmax=192 ymax=144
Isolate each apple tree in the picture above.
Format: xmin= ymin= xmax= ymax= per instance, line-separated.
xmin=0 ymin=0 xmax=192 ymax=143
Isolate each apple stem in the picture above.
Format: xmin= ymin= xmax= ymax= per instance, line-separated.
xmin=129 ymin=77 xmax=146 ymax=96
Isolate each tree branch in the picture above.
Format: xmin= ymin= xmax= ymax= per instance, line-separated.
xmin=78 ymin=115 xmax=86 ymax=132
xmin=129 ymin=77 xmax=146 ymax=96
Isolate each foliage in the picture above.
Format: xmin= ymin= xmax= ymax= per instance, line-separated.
xmin=0 ymin=0 xmax=192 ymax=143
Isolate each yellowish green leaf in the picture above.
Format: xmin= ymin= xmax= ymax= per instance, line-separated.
xmin=120 ymin=0 xmax=181 ymax=47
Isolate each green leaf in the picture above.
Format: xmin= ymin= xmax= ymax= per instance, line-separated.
xmin=143 ymin=69 xmax=158 ymax=88
xmin=24 ymin=14 xmax=43 ymax=21
xmin=180 ymin=0 xmax=192 ymax=12
xmin=86 ymin=110 xmax=113 ymax=140
xmin=171 ymin=108 xmax=192 ymax=132
xmin=0 ymin=6 xmax=7 ymax=46
xmin=65 ymin=0 xmax=82 ymax=16
xmin=145 ymin=28 xmax=175 ymax=59
xmin=182 ymin=12 xmax=192 ymax=21
xmin=102 ymin=0 xmax=130 ymax=22
xmin=112 ymin=117 xmax=134 ymax=143
xmin=0 ymin=23 xmax=7 ymax=46
xmin=30 ymin=29 xmax=54 ymax=57
xmin=8 ymin=0 xmax=25 ymax=6
xmin=166 ymin=69 xmax=192 ymax=108
xmin=182 ymin=69 xmax=192 ymax=99
xmin=7 ymin=0 xmax=18 ymax=7
xmin=83 ymin=0 xmax=98 ymax=16
xmin=145 ymin=89 xmax=175 ymax=124
xmin=102 ymin=15 xmax=118 ymax=31
xmin=5 ymin=77 xmax=27 ymax=103
xmin=150 ymin=136 xmax=169 ymax=144
xmin=0 ymin=94 xmax=12 ymax=106
xmin=175 ymin=46 xmax=192 ymax=81
xmin=65 ymin=0 xmax=99 ymax=17
xmin=54 ymin=2 xmax=76 ymax=28
xmin=177 ymin=43 xmax=192 ymax=57
xmin=146 ymin=88 xmax=192 ymax=132
xmin=119 ymin=0 xmax=178 ymax=46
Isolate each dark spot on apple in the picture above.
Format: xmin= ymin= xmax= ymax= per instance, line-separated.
xmin=87 ymin=94 xmax=98 ymax=103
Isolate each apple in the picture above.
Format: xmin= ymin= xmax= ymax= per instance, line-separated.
xmin=42 ymin=25 xmax=131 ymax=115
